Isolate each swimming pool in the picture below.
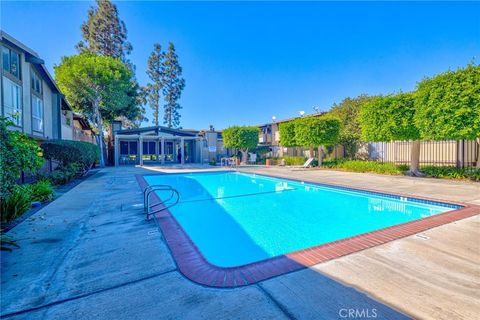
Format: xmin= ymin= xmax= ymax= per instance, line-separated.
xmin=143 ymin=171 xmax=461 ymax=268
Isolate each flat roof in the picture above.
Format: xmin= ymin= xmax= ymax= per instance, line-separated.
xmin=116 ymin=125 xmax=197 ymax=137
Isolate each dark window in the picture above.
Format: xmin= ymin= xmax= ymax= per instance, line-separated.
xmin=2 ymin=47 xmax=10 ymax=72
xmin=120 ymin=141 xmax=129 ymax=155
xmin=129 ymin=141 xmax=138 ymax=155
xmin=141 ymin=141 xmax=157 ymax=155
xmin=165 ymin=142 xmax=173 ymax=154
xmin=149 ymin=142 xmax=156 ymax=154
xmin=143 ymin=141 xmax=148 ymax=154
xmin=31 ymin=70 xmax=42 ymax=95
xmin=10 ymin=51 xmax=20 ymax=78
xmin=2 ymin=46 xmax=21 ymax=80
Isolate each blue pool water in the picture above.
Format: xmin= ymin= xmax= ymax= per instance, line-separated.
xmin=144 ymin=171 xmax=458 ymax=267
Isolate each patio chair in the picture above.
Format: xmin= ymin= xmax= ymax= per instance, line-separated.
xmin=302 ymin=157 xmax=314 ymax=168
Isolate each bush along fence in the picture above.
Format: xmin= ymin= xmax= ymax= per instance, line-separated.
xmin=1 ymin=116 xmax=49 ymax=225
xmin=1 ymin=128 xmax=99 ymax=225
xmin=367 ymin=139 xmax=479 ymax=169
xmin=39 ymin=140 xmax=99 ymax=185
xmin=264 ymin=139 xmax=479 ymax=181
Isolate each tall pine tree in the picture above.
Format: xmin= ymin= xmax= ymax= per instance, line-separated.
xmin=162 ymin=42 xmax=185 ymax=128
xmin=76 ymin=0 xmax=143 ymax=165
xmin=146 ymin=44 xmax=165 ymax=126
xmin=76 ymin=0 xmax=132 ymax=61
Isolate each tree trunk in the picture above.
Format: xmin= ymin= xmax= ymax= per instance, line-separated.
xmin=318 ymin=145 xmax=324 ymax=166
xmin=107 ymin=122 xmax=114 ymax=166
xmin=94 ymin=100 xmax=105 ymax=167
xmin=240 ymin=149 xmax=249 ymax=164
xmin=476 ymin=138 xmax=480 ymax=169
xmin=309 ymin=147 xmax=314 ymax=159
xmin=407 ymin=140 xmax=422 ymax=176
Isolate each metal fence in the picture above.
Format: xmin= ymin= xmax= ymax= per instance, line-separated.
xmin=367 ymin=140 xmax=479 ymax=169
xmin=272 ymin=140 xmax=479 ymax=169
xmin=18 ymin=159 xmax=60 ymax=184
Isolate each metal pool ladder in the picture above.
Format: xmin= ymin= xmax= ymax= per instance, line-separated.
xmin=143 ymin=184 xmax=180 ymax=220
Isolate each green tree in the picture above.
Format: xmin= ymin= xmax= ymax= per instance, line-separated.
xmin=0 ymin=117 xmax=43 ymax=200
xmin=162 ymin=42 xmax=185 ymax=128
xmin=294 ymin=116 xmax=340 ymax=165
xmin=359 ymin=93 xmax=422 ymax=175
xmin=76 ymin=0 xmax=132 ymax=61
xmin=76 ymin=0 xmax=142 ymax=164
xmin=278 ymin=121 xmax=297 ymax=147
xmin=222 ymin=126 xmax=260 ymax=164
xmin=329 ymin=95 xmax=375 ymax=159
xmin=55 ymin=53 xmax=138 ymax=167
xmin=414 ymin=63 xmax=480 ymax=168
xmin=146 ymin=43 xmax=165 ymax=126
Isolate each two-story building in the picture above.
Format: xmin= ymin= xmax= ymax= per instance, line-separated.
xmin=1 ymin=31 xmax=73 ymax=143
xmin=257 ymin=113 xmax=328 ymax=157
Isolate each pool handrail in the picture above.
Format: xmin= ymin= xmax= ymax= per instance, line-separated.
xmin=144 ymin=185 xmax=180 ymax=220
xmin=143 ymin=184 xmax=175 ymax=211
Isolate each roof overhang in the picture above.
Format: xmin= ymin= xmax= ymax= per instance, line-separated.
xmin=116 ymin=125 xmax=197 ymax=137
xmin=1 ymin=30 xmax=68 ymax=101
xmin=73 ymin=113 xmax=92 ymax=130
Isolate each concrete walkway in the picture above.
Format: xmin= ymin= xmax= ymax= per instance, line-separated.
xmin=1 ymin=166 xmax=478 ymax=319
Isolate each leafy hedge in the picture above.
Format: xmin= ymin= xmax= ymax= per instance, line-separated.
xmin=38 ymin=163 xmax=82 ymax=185
xmin=421 ymin=166 xmax=480 ymax=182
xmin=1 ymin=117 xmax=43 ymax=200
xmin=294 ymin=116 xmax=341 ymax=148
xmin=282 ymin=156 xmax=306 ymax=166
xmin=41 ymin=140 xmax=98 ymax=169
xmin=222 ymin=126 xmax=259 ymax=150
xmin=320 ymin=160 xmax=407 ymax=175
xmin=318 ymin=160 xmax=480 ymax=181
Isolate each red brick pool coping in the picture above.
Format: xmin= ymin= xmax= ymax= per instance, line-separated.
xmin=136 ymin=172 xmax=480 ymax=288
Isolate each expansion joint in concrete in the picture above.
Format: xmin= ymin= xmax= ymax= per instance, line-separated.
xmin=1 ymin=269 xmax=177 ymax=319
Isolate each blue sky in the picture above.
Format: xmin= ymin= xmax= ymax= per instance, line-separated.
xmin=1 ymin=1 xmax=479 ymax=130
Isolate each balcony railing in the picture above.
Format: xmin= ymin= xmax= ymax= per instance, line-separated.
xmin=73 ymin=128 xmax=95 ymax=143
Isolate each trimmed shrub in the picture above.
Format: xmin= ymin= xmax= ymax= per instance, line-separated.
xmin=282 ymin=156 xmax=306 ymax=166
xmin=0 ymin=185 xmax=33 ymax=222
xmin=421 ymin=166 xmax=480 ymax=182
xmin=339 ymin=161 xmax=406 ymax=175
xmin=320 ymin=160 xmax=406 ymax=175
xmin=223 ymin=126 xmax=260 ymax=163
xmin=319 ymin=160 xmax=480 ymax=181
xmin=39 ymin=162 xmax=82 ymax=185
xmin=31 ymin=180 xmax=54 ymax=202
xmin=41 ymin=140 xmax=98 ymax=170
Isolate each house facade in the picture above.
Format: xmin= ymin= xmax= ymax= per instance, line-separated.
xmin=1 ymin=31 xmax=73 ymax=143
xmin=112 ymin=122 xmax=226 ymax=166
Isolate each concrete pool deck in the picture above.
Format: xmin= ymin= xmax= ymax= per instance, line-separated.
xmin=1 ymin=166 xmax=479 ymax=319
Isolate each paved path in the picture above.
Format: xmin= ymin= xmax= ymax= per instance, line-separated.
xmin=1 ymin=166 xmax=478 ymax=319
